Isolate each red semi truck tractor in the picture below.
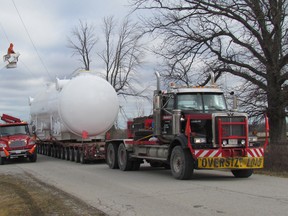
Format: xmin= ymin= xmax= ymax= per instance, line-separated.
xmin=106 ymin=72 xmax=267 ymax=180
xmin=0 ymin=114 xmax=37 ymax=165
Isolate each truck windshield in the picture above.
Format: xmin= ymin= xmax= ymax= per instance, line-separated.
xmin=177 ymin=93 xmax=227 ymax=112
xmin=0 ymin=125 xmax=29 ymax=136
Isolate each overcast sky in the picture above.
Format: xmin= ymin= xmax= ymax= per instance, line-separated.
xmin=0 ymin=0 xmax=156 ymax=127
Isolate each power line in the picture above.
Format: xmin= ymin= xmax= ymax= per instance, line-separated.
xmin=11 ymin=0 xmax=53 ymax=81
xmin=0 ymin=22 xmax=10 ymax=43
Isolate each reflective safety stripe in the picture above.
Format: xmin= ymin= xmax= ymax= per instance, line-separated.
xmin=195 ymin=149 xmax=222 ymax=158
xmin=197 ymin=157 xmax=264 ymax=169
xmin=247 ymin=148 xmax=264 ymax=157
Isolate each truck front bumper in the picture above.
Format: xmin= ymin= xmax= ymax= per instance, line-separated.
xmin=0 ymin=150 xmax=31 ymax=159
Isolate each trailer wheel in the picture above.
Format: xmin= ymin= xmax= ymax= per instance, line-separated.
xmin=74 ymin=149 xmax=80 ymax=163
xmin=61 ymin=147 xmax=65 ymax=159
xmin=69 ymin=148 xmax=74 ymax=161
xmin=64 ymin=148 xmax=69 ymax=160
xmin=51 ymin=147 xmax=55 ymax=157
xmin=80 ymin=150 xmax=86 ymax=164
xmin=0 ymin=157 xmax=5 ymax=165
xmin=46 ymin=145 xmax=51 ymax=156
xmin=56 ymin=147 xmax=61 ymax=158
xmin=106 ymin=143 xmax=119 ymax=169
xmin=118 ymin=143 xmax=133 ymax=171
xmin=231 ymin=169 xmax=253 ymax=178
xmin=170 ymin=146 xmax=194 ymax=180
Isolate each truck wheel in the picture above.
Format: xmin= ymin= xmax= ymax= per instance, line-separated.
xmin=0 ymin=157 xmax=5 ymax=165
xmin=118 ymin=143 xmax=133 ymax=171
xmin=231 ymin=169 xmax=253 ymax=178
xmin=170 ymin=146 xmax=194 ymax=180
xmin=106 ymin=143 xmax=119 ymax=169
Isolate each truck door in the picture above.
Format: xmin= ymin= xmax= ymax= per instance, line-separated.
xmin=162 ymin=94 xmax=174 ymax=135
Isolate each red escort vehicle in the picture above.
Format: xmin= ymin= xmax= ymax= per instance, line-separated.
xmin=0 ymin=114 xmax=37 ymax=165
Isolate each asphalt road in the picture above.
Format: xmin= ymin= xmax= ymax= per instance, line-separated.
xmin=1 ymin=155 xmax=288 ymax=216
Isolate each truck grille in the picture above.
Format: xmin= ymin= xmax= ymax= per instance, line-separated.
xmin=9 ymin=140 xmax=26 ymax=148
xmin=214 ymin=115 xmax=246 ymax=147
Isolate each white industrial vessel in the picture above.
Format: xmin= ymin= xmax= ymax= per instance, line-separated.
xmin=30 ymin=71 xmax=119 ymax=162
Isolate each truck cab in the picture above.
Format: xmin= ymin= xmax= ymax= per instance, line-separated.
xmin=0 ymin=114 xmax=37 ymax=165
xmin=106 ymin=73 xmax=266 ymax=180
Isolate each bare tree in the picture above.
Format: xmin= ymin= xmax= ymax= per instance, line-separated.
xmin=132 ymin=0 xmax=288 ymax=144
xmin=67 ymin=20 xmax=97 ymax=70
xmin=98 ymin=16 xmax=146 ymax=97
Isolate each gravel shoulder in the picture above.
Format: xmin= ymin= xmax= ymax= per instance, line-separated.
xmin=0 ymin=169 xmax=106 ymax=216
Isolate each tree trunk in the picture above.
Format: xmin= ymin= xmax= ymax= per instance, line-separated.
xmin=266 ymin=65 xmax=287 ymax=144
xmin=268 ymin=110 xmax=287 ymax=144
xmin=265 ymin=68 xmax=287 ymax=172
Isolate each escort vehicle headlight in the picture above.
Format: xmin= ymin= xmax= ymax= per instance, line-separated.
xmin=222 ymin=140 xmax=228 ymax=146
xmin=241 ymin=140 xmax=246 ymax=145
xmin=194 ymin=137 xmax=206 ymax=144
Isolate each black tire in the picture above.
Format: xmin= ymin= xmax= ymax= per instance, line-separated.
xmin=56 ymin=147 xmax=61 ymax=158
xmin=118 ymin=143 xmax=133 ymax=171
xmin=80 ymin=150 xmax=86 ymax=164
xmin=43 ymin=145 xmax=46 ymax=155
xmin=69 ymin=148 xmax=74 ymax=161
xmin=64 ymin=148 xmax=70 ymax=160
xmin=231 ymin=169 xmax=253 ymax=178
xmin=29 ymin=152 xmax=37 ymax=162
xmin=0 ymin=157 xmax=5 ymax=165
xmin=37 ymin=145 xmax=41 ymax=154
xmin=74 ymin=149 xmax=80 ymax=163
xmin=59 ymin=147 xmax=65 ymax=159
xmin=170 ymin=146 xmax=194 ymax=180
xmin=106 ymin=143 xmax=119 ymax=169
xmin=51 ymin=147 xmax=55 ymax=157
xmin=39 ymin=145 xmax=43 ymax=154
xmin=47 ymin=146 xmax=51 ymax=156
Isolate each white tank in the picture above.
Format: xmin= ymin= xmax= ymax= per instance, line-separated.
xmin=30 ymin=71 xmax=119 ymax=140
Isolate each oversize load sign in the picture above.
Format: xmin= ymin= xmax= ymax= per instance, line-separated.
xmin=198 ymin=157 xmax=264 ymax=169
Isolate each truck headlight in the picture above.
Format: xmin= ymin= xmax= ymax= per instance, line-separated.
xmin=0 ymin=143 xmax=7 ymax=148
xmin=194 ymin=137 xmax=206 ymax=144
